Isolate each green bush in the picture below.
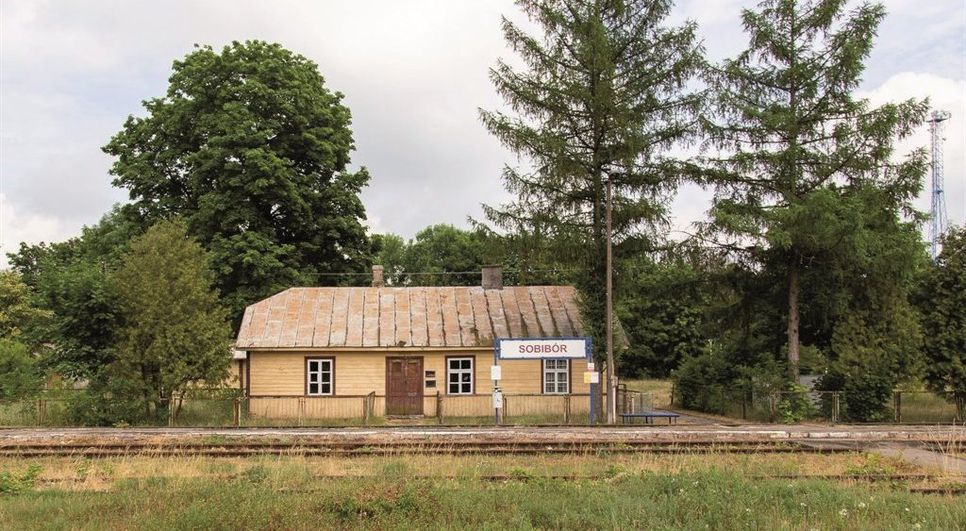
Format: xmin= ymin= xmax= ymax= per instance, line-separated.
xmin=672 ymin=352 xmax=734 ymax=414
xmin=842 ymin=372 xmax=893 ymax=422
xmin=776 ymin=383 xmax=816 ymax=423
xmin=817 ymin=371 xmax=893 ymax=422
xmin=0 ymin=339 xmax=43 ymax=400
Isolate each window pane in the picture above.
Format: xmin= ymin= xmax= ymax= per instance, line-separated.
xmin=309 ymin=383 xmax=318 ymax=394
xmin=309 ymin=373 xmax=318 ymax=383
xmin=461 ymin=373 xmax=471 ymax=383
xmin=449 ymin=383 xmax=459 ymax=394
xmin=321 ymin=374 xmax=330 ymax=383
xmin=545 ymin=382 xmax=553 ymax=393
xmin=461 ymin=360 xmax=471 ymax=369
xmin=545 ymin=373 xmax=555 ymax=384
xmin=461 ymin=383 xmax=471 ymax=393
xmin=558 ymin=382 xmax=568 ymax=393
xmin=450 ymin=373 xmax=459 ymax=383
xmin=321 ymin=383 xmax=331 ymax=394
xmin=449 ymin=359 xmax=459 ymax=370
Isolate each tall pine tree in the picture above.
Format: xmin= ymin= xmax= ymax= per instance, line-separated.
xmin=702 ymin=0 xmax=928 ymax=380
xmin=481 ymin=0 xmax=703 ymax=369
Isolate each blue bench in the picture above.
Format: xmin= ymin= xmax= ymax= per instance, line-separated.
xmin=619 ymin=411 xmax=680 ymax=425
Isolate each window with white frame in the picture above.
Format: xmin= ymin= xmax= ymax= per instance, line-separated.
xmin=543 ymin=359 xmax=569 ymax=394
xmin=306 ymin=358 xmax=333 ymax=396
xmin=447 ymin=357 xmax=474 ymax=395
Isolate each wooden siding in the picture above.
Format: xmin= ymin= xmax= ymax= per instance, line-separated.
xmin=248 ymin=351 xmax=591 ymax=397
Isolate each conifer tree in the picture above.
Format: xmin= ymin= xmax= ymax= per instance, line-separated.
xmin=702 ymin=0 xmax=928 ymax=380
xmin=481 ymin=0 xmax=703 ymax=369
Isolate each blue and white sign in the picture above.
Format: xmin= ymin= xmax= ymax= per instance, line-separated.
xmin=495 ymin=338 xmax=591 ymax=360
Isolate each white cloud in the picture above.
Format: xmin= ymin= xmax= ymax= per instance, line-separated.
xmin=0 ymin=0 xmax=962 ymax=260
xmin=0 ymin=193 xmax=77 ymax=269
xmin=860 ymin=72 xmax=966 ymax=227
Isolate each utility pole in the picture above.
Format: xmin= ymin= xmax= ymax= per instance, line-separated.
xmin=928 ymin=110 xmax=951 ymax=261
xmin=605 ymin=177 xmax=616 ymax=424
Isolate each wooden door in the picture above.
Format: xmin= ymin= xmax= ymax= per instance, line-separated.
xmin=386 ymin=357 xmax=424 ymax=415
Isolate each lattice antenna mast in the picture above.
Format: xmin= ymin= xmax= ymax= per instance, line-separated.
xmin=928 ymin=110 xmax=951 ymax=261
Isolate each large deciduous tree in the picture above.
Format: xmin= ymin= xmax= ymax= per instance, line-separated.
xmin=480 ymin=0 xmax=703 ymax=367
xmin=112 ymin=220 xmax=232 ymax=421
xmin=104 ymin=41 xmax=371 ymax=320
xmin=702 ymin=0 xmax=928 ymax=381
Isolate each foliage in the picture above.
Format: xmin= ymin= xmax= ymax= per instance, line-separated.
xmin=701 ymin=0 xmax=928 ymax=379
xmin=110 ymin=220 xmax=232 ymax=422
xmin=481 ymin=0 xmax=704 ymax=362
xmin=776 ymin=383 xmax=815 ymax=424
xmin=402 ymin=225 xmax=490 ymax=286
xmin=372 ymin=225 xmax=492 ymax=286
xmin=672 ymin=352 xmax=734 ymax=414
xmin=6 ymin=207 xmax=139 ymax=379
xmin=617 ymin=256 xmax=707 ymax=378
xmin=918 ymin=227 xmax=966 ymax=412
xmin=0 ymin=340 xmax=43 ymax=400
xmin=0 ymin=272 xmax=50 ymax=345
xmin=103 ymin=40 xmax=371 ymax=320
xmin=0 ymin=465 xmax=41 ymax=495
xmin=370 ymin=233 xmax=408 ymax=285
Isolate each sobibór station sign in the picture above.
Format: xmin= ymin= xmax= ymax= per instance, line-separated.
xmin=495 ymin=338 xmax=591 ymax=360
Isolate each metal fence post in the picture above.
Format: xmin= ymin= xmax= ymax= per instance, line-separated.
xmin=768 ymin=392 xmax=777 ymax=423
xmin=832 ymin=392 xmax=840 ymax=424
xmin=564 ymin=395 xmax=571 ymax=425
xmin=894 ymin=391 xmax=902 ymax=423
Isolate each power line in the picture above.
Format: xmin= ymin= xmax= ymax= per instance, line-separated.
xmin=314 ymin=268 xmax=582 ymax=277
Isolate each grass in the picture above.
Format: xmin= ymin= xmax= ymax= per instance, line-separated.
xmin=620 ymin=379 xmax=673 ymax=409
xmin=1 ymin=452 xmax=963 ymax=529
xmin=898 ymin=392 xmax=960 ymax=424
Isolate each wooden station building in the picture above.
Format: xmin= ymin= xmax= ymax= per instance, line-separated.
xmin=233 ymin=266 xmax=596 ymax=419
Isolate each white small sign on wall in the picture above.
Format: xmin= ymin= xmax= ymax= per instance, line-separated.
xmin=583 ymin=371 xmax=600 ymax=384
xmin=490 ymin=365 xmax=502 ymax=381
xmin=492 ymin=390 xmax=503 ymax=408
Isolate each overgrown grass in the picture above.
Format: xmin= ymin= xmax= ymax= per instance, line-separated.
xmin=1 ymin=453 xmax=962 ymax=529
xmin=898 ymin=392 xmax=960 ymax=423
xmin=1 ymin=467 xmax=961 ymax=530
xmin=621 ymin=379 xmax=673 ymax=409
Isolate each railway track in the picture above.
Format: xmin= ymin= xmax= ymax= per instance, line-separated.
xmin=0 ymin=440 xmax=859 ymax=457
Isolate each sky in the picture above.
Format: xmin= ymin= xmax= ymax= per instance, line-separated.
xmin=1 ymin=0 xmax=964 ymax=269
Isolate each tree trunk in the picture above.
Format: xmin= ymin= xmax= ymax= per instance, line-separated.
xmin=787 ymin=265 xmax=801 ymax=382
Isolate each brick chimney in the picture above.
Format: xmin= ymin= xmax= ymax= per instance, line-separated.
xmin=481 ymin=265 xmax=503 ymax=290
xmin=371 ymin=265 xmax=385 ymax=287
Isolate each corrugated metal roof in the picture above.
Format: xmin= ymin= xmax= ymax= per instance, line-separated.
xmin=236 ymin=286 xmax=586 ymax=349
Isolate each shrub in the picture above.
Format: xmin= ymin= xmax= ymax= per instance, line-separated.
xmin=672 ymin=352 xmax=734 ymax=414
xmin=0 ymin=339 xmax=43 ymax=400
xmin=776 ymin=383 xmax=816 ymax=423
